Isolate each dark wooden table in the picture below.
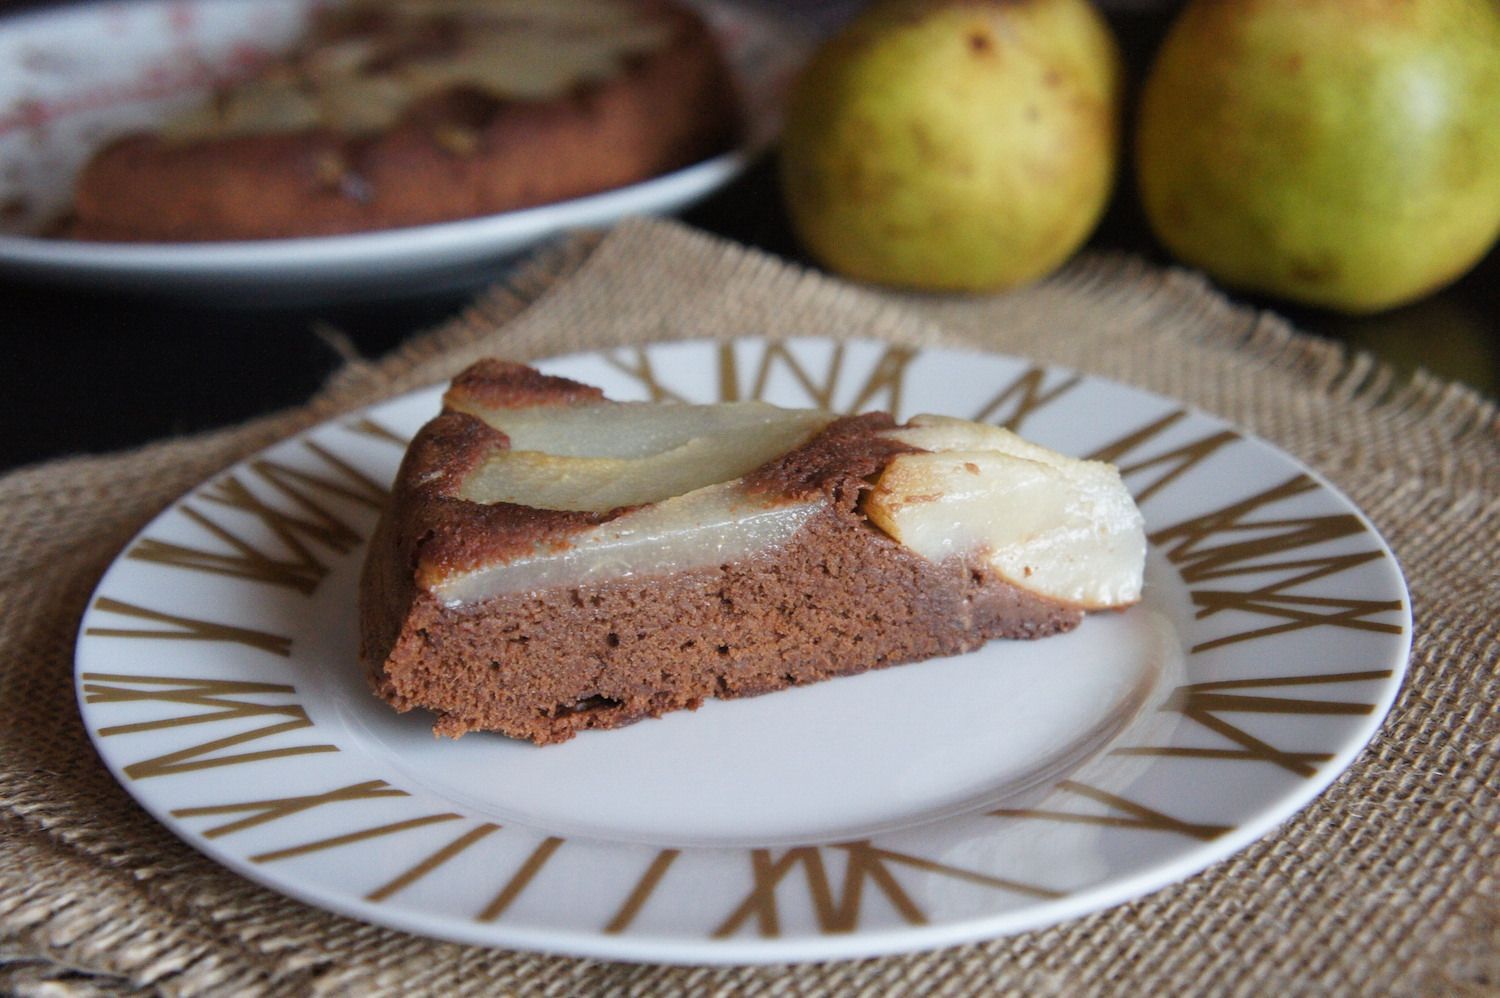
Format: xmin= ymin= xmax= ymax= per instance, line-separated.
xmin=2 ymin=5 xmax=1495 ymax=473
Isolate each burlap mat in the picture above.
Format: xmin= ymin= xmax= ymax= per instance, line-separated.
xmin=2 ymin=218 xmax=1495 ymax=996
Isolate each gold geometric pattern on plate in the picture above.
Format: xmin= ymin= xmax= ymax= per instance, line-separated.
xmin=126 ymin=439 xmax=384 ymax=595
xmin=990 ymin=780 xmax=1232 ymax=840
xmin=367 ymin=821 xmax=501 ymax=903
xmin=344 ymin=415 xmax=409 ymax=446
xmin=171 ymin=779 xmax=412 ymax=839
xmin=725 ymin=340 xmax=918 ymax=414
xmin=969 ymin=364 xmax=1082 ymax=432
xmin=604 ymin=341 xmax=919 ymax=416
xmin=251 ymin=812 xmax=466 ymax=865
xmin=477 ymin=836 xmax=566 ymax=922
xmin=1151 ymin=474 xmax=1405 ymax=650
xmin=81 ymin=672 xmax=339 ymax=779
xmin=604 ymin=849 xmax=682 ymax=933
xmin=84 ymin=596 xmax=292 ymax=657
xmin=1113 ymin=670 xmax=1396 ymax=777
xmin=1087 ymin=408 xmax=1242 ymax=503
xmin=603 ymin=346 xmax=690 ymax=403
xmin=712 ymin=842 xmax=1065 ymax=939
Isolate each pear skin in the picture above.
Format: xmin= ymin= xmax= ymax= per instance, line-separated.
xmin=1136 ymin=0 xmax=1500 ymax=314
xmin=780 ymin=0 xmax=1122 ymax=292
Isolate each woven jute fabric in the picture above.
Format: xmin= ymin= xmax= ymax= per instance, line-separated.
xmin=1 ymin=218 xmax=1495 ymax=996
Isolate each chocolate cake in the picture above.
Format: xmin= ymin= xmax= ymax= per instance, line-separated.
xmin=359 ymin=360 xmax=1147 ymax=745
xmin=68 ymin=0 xmax=741 ymax=242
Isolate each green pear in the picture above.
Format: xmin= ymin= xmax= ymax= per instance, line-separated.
xmin=1136 ymin=0 xmax=1500 ymax=314
xmin=779 ymin=0 xmax=1122 ymax=292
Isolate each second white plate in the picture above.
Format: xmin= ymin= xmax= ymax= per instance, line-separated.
xmin=0 ymin=0 xmax=804 ymax=297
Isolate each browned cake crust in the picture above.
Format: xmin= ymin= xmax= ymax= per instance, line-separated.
xmin=359 ymin=361 xmax=1083 ymax=745
xmin=68 ymin=1 xmax=741 ymax=242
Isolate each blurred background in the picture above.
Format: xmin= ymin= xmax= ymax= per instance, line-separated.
xmin=0 ymin=0 xmax=1494 ymax=473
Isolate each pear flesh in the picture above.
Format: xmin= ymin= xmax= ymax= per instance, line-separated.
xmin=458 ymin=401 xmax=832 ymax=511
xmin=1136 ymin=0 xmax=1500 ymax=314
xmin=867 ymin=416 xmax=1145 ymax=609
xmin=444 ymin=398 xmax=1145 ymax=612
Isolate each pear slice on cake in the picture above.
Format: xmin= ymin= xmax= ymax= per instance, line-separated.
xmin=866 ymin=415 xmax=1144 ymax=609
xmin=456 ymin=400 xmax=834 ymax=512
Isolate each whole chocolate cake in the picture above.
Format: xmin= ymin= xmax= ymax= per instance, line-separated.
xmin=359 ymin=360 xmax=1146 ymax=744
xmin=68 ymin=0 xmax=741 ymax=241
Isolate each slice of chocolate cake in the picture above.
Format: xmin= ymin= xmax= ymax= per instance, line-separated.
xmin=358 ymin=359 xmax=1146 ymax=745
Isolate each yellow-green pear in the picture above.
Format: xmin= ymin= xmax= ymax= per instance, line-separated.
xmin=779 ymin=0 xmax=1123 ymax=292
xmin=1137 ymin=0 xmax=1500 ymax=314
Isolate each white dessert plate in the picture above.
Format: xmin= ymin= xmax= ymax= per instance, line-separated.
xmin=0 ymin=0 xmax=803 ymax=297
xmin=75 ymin=338 xmax=1411 ymax=964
